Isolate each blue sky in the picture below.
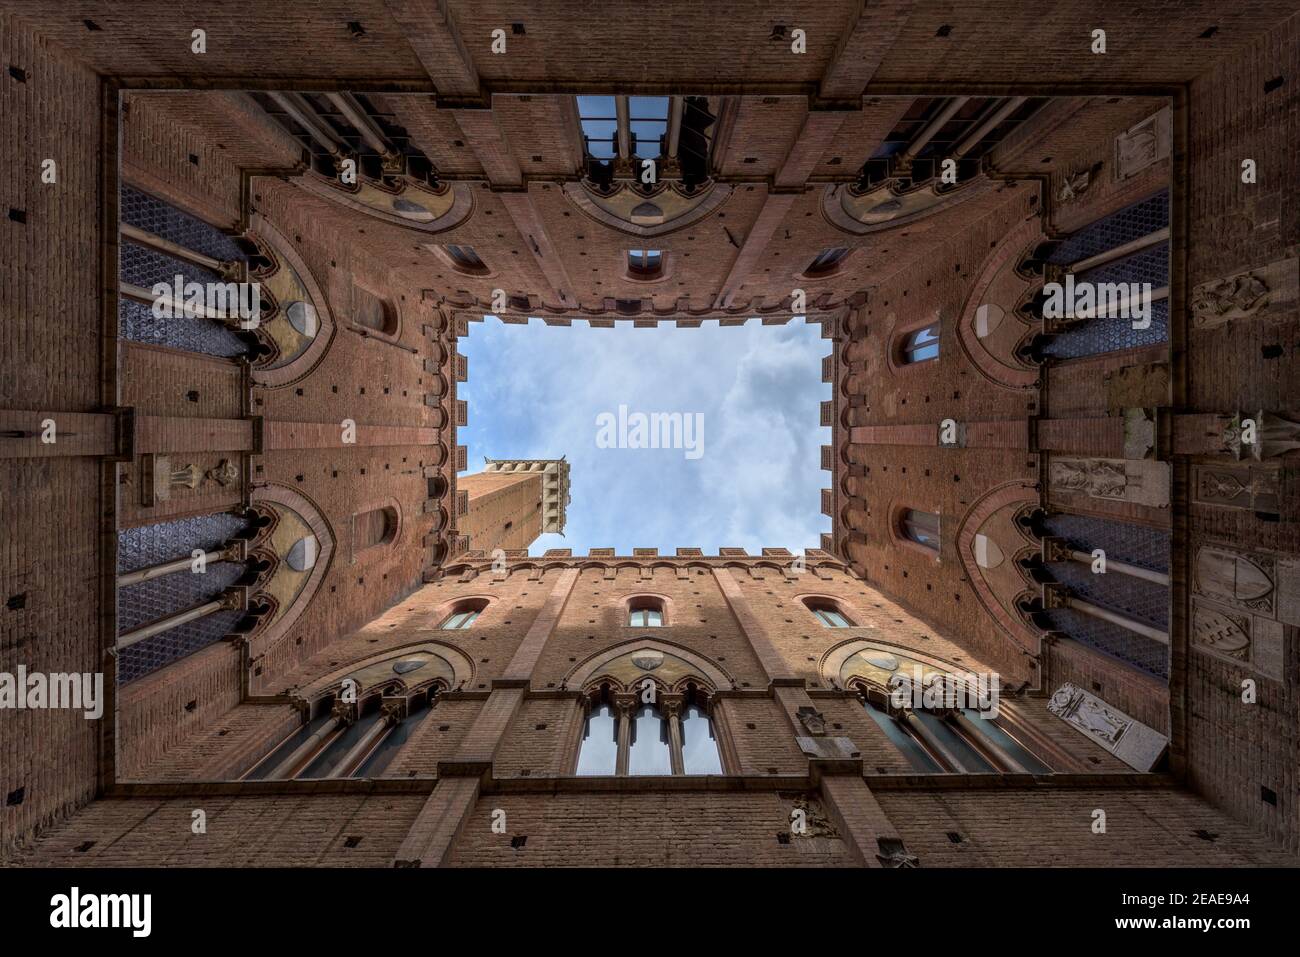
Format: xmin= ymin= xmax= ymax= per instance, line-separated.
xmin=458 ymin=317 xmax=832 ymax=555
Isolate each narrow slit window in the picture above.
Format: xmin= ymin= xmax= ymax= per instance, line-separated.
xmin=353 ymin=506 xmax=397 ymax=550
xmin=901 ymin=508 xmax=940 ymax=551
xmin=629 ymin=608 xmax=663 ymax=627
xmin=959 ymin=708 xmax=1052 ymax=773
xmin=805 ymin=599 xmax=852 ymax=627
xmin=680 ymin=702 xmax=723 ymax=775
xmin=806 ymin=247 xmax=849 ymax=276
xmin=440 ymin=609 xmax=479 ymax=630
xmin=627 ymin=703 xmax=672 ymax=775
xmin=627 ymin=249 xmax=663 ymax=277
xmin=444 ymin=244 xmax=486 ymax=272
xmin=861 ymin=694 xmax=943 ymax=773
xmin=900 ymin=322 xmax=940 ymax=363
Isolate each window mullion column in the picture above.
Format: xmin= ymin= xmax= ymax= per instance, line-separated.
xmin=951 ymin=710 xmax=1028 ymax=773
xmin=663 ymin=695 xmax=685 ymax=775
xmin=899 ymin=709 xmax=963 ymax=772
xmin=615 ymin=96 xmax=631 ymax=159
xmin=614 ymin=693 xmax=635 ymax=775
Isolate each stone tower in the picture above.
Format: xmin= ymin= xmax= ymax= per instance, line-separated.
xmin=457 ymin=457 xmax=571 ymax=553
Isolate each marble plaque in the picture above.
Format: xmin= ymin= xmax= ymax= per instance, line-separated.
xmin=1047 ymin=683 xmax=1168 ymax=771
xmin=796 ymin=736 xmax=861 ymax=760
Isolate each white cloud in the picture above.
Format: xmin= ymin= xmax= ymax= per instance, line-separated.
xmin=460 ymin=317 xmax=831 ymax=554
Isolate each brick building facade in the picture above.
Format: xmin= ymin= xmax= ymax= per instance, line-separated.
xmin=1 ymin=1 xmax=1297 ymax=868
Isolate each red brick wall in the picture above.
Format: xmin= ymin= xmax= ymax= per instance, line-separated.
xmin=0 ymin=11 xmax=104 ymax=857
xmin=446 ymin=790 xmax=856 ymax=867
xmin=876 ymin=785 xmax=1294 ymax=865
xmin=1182 ymin=15 xmax=1300 ymax=855
xmin=8 ymin=793 xmax=427 ymax=866
xmin=458 ymin=470 xmax=542 ymax=552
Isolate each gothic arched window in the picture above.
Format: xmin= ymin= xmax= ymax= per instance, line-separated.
xmin=851 ymin=681 xmax=1049 ymax=774
xmin=574 ymin=683 xmax=723 ymax=777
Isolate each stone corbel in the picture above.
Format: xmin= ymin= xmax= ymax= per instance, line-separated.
xmin=1122 ymin=408 xmax=1157 ymax=460
xmin=142 ymin=453 xmax=201 ymax=506
xmin=1222 ymin=411 xmax=1300 ymax=460
xmin=331 ymin=698 xmax=359 ymax=727
xmin=1041 ymin=536 xmax=1073 ymax=564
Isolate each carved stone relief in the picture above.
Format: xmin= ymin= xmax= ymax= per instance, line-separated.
xmin=1115 ymin=107 xmax=1171 ymax=180
xmin=1278 ymin=560 xmax=1300 ymax=627
xmin=1191 ymin=598 xmax=1285 ymax=680
xmin=1191 ymin=603 xmax=1251 ymax=661
xmin=1191 ymin=258 xmax=1297 ymax=330
xmin=1047 ymin=683 xmax=1168 ymax=770
xmin=1192 ymin=465 xmax=1280 ymax=513
xmin=1123 ymin=407 xmax=1157 ymax=460
xmin=1049 ymin=457 xmax=1170 ymax=507
xmin=780 ymin=794 xmax=840 ymax=840
xmin=1105 ymin=363 xmax=1169 ymax=412
xmin=1192 ymin=545 xmax=1275 ymax=616
xmin=1056 ymin=163 xmax=1100 ymax=204
xmin=1221 ymin=411 xmax=1300 ymax=460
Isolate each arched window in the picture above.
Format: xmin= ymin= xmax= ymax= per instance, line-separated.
xmin=804 ymin=597 xmax=853 ymax=628
xmin=680 ymin=696 xmax=723 ymax=774
xmin=577 ymin=95 xmax=618 ymax=161
xmin=900 ymin=508 xmax=940 ymax=551
xmin=859 ymin=688 xmax=943 ymax=772
xmin=627 ymin=702 xmax=672 ymax=775
xmin=575 ymin=688 xmax=619 ymax=775
xmin=899 ymin=322 xmax=940 ymax=363
xmin=442 ymin=243 xmax=487 ymax=274
xmin=628 ymin=96 xmax=669 ymax=159
xmin=627 ymin=248 xmax=664 ymax=279
xmin=627 ymin=596 xmax=665 ymax=627
xmin=117 ymin=185 xmax=257 ymax=360
xmin=576 ymin=95 xmax=679 ymax=170
xmin=353 ymin=285 xmax=398 ymax=335
xmin=805 ymin=246 xmax=849 ymax=277
xmin=851 ymin=681 xmax=1049 ymax=774
xmin=574 ymin=684 xmax=723 ymax=776
xmin=353 ymin=505 xmax=398 ymax=551
xmin=440 ymin=598 xmax=488 ymax=630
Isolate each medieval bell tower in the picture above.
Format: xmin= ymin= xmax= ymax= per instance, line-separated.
xmin=457 ymin=457 xmax=571 ymax=553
